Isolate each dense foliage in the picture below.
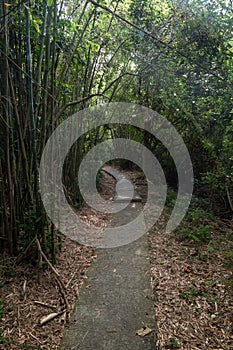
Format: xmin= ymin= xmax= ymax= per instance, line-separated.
xmin=0 ymin=0 xmax=232 ymax=257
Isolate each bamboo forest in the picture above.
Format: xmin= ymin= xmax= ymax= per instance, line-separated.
xmin=0 ymin=0 xmax=232 ymax=349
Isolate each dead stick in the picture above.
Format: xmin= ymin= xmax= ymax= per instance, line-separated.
xmin=35 ymin=237 xmax=66 ymax=290
xmin=66 ymin=266 xmax=82 ymax=289
xmin=35 ymin=237 xmax=70 ymax=319
xmin=39 ymin=311 xmax=65 ymax=326
xmin=34 ymin=300 xmax=57 ymax=310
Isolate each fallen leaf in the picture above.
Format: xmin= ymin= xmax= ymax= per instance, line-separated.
xmin=136 ymin=326 xmax=153 ymax=337
xmin=19 ymin=337 xmax=26 ymax=344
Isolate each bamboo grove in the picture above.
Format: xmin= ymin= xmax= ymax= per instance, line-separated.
xmin=0 ymin=0 xmax=232 ymax=258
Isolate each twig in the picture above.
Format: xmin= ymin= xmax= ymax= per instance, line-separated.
xmin=66 ymin=266 xmax=82 ymax=289
xmin=35 ymin=237 xmax=66 ymax=290
xmin=35 ymin=237 xmax=70 ymax=321
xmin=33 ymin=300 xmax=57 ymax=310
xmin=28 ymin=332 xmax=42 ymax=344
xmin=17 ymin=305 xmax=21 ymax=336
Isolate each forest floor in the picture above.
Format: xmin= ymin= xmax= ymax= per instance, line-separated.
xmin=149 ymin=218 xmax=233 ymax=349
xmin=0 ymin=173 xmax=114 ymax=350
xmin=127 ymin=168 xmax=233 ymax=350
xmin=0 ymin=168 xmax=233 ymax=349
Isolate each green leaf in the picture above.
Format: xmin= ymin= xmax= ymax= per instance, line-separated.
xmin=47 ymin=0 xmax=53 ymax=7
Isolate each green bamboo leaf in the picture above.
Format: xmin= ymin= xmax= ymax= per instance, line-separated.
xmin=47 ymin=0 xmax=53 ymax=7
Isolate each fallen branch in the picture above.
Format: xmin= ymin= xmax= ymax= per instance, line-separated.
xmin=35 ymin=237 xmax=70 ymax=321
xmin=35 ymin=237 xmax=66 ymax=290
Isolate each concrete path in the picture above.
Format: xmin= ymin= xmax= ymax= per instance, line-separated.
xmin=60 ymin=168 xmax=156 ymax=350
xmin=103 ymin=166 xmax=142 ymax=203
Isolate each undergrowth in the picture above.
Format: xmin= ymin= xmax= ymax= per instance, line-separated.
xmin=164 ymin=187 xmax=233 ymax=271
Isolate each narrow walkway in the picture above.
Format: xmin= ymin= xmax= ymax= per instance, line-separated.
xmin=60 ymin=167 xmax=156 ymax=350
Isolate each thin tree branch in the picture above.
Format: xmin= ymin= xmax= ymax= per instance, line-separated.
xmin=89 ymin=0 xmax=226 ymax=82
xmin=56 ymin=72 xmax=137 ymax=120
xmin=226 ymin=184 xmax=233 ymax=212
xmin=56 ymin=93 xmax=103 ymax=120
